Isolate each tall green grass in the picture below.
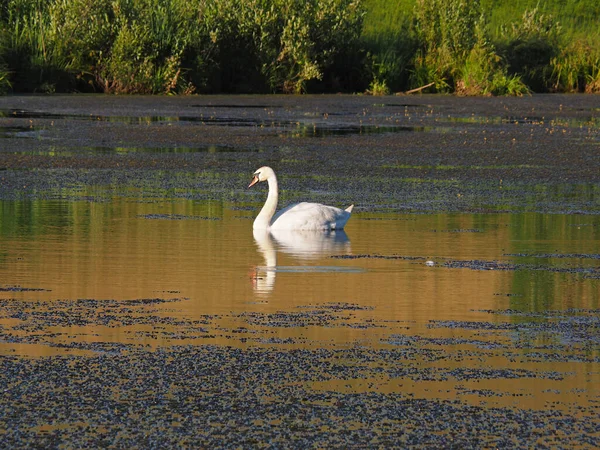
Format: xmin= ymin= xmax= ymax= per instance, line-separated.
xmin=0 ymin=0 xmax=598 ymax=94
xmin=482 ymin=0 xmax=600 ymax=44
xmin=362 ymin=0 xmax=600 ymax=94
xmin=0 ymin=0 xmax=364 ymax=94
xmin=486 ymin=2 xmax=600 ymax=93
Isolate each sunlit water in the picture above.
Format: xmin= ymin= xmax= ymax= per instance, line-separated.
xmin=1 ymin=94 xmax=599 ymax=444
xmin=1 ymin=196 xmax=598 ymax=413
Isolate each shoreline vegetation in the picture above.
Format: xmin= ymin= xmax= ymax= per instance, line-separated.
xmin=0 ymin=0 xmax=598 ymax=96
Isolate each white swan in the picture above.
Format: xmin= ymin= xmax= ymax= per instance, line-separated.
xmin=248 ymin=166 xmax=353 ymax=231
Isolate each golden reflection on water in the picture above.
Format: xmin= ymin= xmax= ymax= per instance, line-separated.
xmin=0 ymin=198 xmax=599 ymax=410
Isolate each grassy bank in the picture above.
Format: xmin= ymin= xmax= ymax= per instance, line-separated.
xmin=0 ymin=0 xmax=598 ymax=95
xmin=0 ymin=0 xmax=365 ymax=94
xmin=363 ymin=0 xmax=600 ymax=94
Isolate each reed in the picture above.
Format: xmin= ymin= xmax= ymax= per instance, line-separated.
xmin=0 ymin=0 xmax=364 ymax=94
xmin=550 ymin=41 xmax=600 ymax=93
xmin=0 ymin=0 xmax=598 ymax=94
xmin=361 ymin=0 xmax=600 ymax=94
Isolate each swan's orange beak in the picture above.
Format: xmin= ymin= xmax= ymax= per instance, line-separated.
xmin=248 ymin=175 xmax=259 ymax=188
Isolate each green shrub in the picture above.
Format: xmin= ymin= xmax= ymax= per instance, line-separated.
xmin=262 ymin=0 xmax=365 ymax=93
xmin=366 ymin=78 xmax=390 ymax=95
xmin=361 ymin=0 xmax=417 ymax=93
xmin=551 ymin=40 xmax=600 ymax=93
xmin=411 ymin=0 xmax=523 ymax=95
xmin=496 ymin=8 xmax=560 ymax=92
xmin=3 ymin=1 xmax=67 ymax=91
xmin=0 ymin=67 xmax=11 ymax=94
xmin=0 ymin=0 xmax=598 ymax=94
xmin=97 ymin=0 xmax=198 ymax=93
xmin=457 ymin=44 xmax=529 ymax=96
xmin=412 ymin=0 xmax=487 ymax=91
xmin=0 ymin=0 xmax=364 ymax=94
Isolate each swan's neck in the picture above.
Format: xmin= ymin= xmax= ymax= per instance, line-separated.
xmin=253 ymin=175 xmax=278 ymax=229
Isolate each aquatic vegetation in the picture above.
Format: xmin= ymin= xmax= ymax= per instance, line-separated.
xmin=365 ymin=78 xmax=390 ymax=96
xmin=0 ymin=94 xmax=599 ymax=448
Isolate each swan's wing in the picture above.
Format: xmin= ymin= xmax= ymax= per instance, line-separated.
xmin=271 ymin=202 xmax=351 ymax=230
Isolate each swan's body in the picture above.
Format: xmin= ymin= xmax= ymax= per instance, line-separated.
xmin=249 ymin=166 xmax=353 ymax=231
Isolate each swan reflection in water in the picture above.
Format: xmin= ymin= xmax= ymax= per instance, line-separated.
xmin=251 ymin=228 xmax=352 ymax=296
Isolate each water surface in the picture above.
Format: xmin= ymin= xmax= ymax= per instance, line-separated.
xmin=0 ymin=95 xmax=598 ymax=447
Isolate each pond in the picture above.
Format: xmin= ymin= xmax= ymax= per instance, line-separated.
xmin=0 ymin=94 xmax=598 ymax=447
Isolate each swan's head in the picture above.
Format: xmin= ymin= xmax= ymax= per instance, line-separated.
xmin=248 ymin=166 xmax=275 ymax=188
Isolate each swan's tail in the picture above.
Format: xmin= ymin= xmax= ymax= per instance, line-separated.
xmin=345 ymin=205 xmax=354 ymax=213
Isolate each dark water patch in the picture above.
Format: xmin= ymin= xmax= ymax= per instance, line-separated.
xmin=128 ymin=329 xmax=212 ymax=341
xmin=0 ymin=109 xmax=180 ymax=124
xmin=1 ymin=109 xmax=272 ymax=127
xmin=0 ymin=109 xmax=141 ymax=124
xmin=357 ymin=217 xmax=418 ymax=221
xmin=13 ymin=145 xmax=258 ymax=156
xmin=444 ymin=259 xmax=518 ymax=271
xmin=477 ymin=308 xmax=600 ymax=319
xmin=0 ymin=285 xmax=50 ymax=292
xmin=0 ymin=297 xmax=200 ymax=334
xmin=501 ymin=115 xmax=546 ymax=125
xmin=429 ymin=320 xmax=517 ymax=331
xmin=228 ymin=205 xmax=256 ymax=211
xmin=236 ymin=308 xmax=382 ymax=329
xmin=293 ymin=124 xmax=440 ymax=137
xmin=297 ymin=302 xmax=374 ymax=311
xmin=192 ymin=104 xmax=274 ymax=109
xmin=443 ymin=259 xmax=600 ymax=278
xmin=1 ymin=155 xmax=597 ymax=218
xmin=121 ymin=297 xmax=187 ymax=306
xmin=432 ymin=315 xmax=600 ymax=332
xmin=0 ymin=125 xmax=40 ymax=139
xmin=331 ymin=254 xmax=428 ymax=261
xmin=138 ymin=214 xmax=221 ymax=221
xmin=374 ymin=103 xmax=431 ymax=109
xmin=1 ymin=109 xmax=83 ymax=120
xmin=184 ymin=116 xmax=268 ymax=126
xmin=0 ymin=108 xmax=448 ymax=138
xmin=443 ymin=114 xmax=600 ymax=131
xmin=270 ymin=266 xmax=365 ymax=274
xmin=431 ymin=228 xmax=483 ymax=233
xmin=385 ymin=334 xmax=506 ymax=350
xmin=1 ymin=346 xmax=597 ymax=448
xmin=237 ymin=311 xmax=336 ymax=328
xmin=384 ymin=163 xmax=547 ymax=170
xmin=51 ymin=341 xmax=138 ymax=354
xmin=430 ymin=312 xmax=600 ymax=353
xmin=505 ymin=350 xmax=600 ymax=364
xmin=505 ymin=252 xmax=600 ymax=260
xmin=251 ymin=336 xmax=300 ymax=345
xmin=447 ymin=367 xmax=562 ymax=381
